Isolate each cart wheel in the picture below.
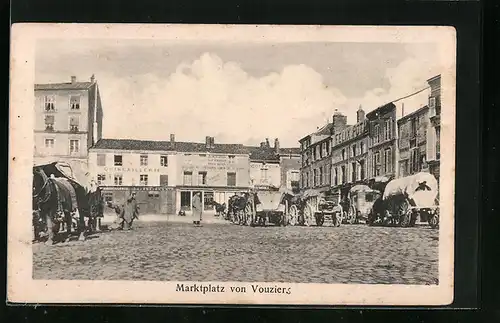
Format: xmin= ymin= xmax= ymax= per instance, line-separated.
xmin=288 ymin=205 xmax=298 ymax=226
xmin=400 ymin=211 xmax=412 ymax=228
xmin=428 ymin=213 xmax=439 ymax=229
xmin=303 ymin=204 xmax=314 ymax=226
xmin=347 ymin=205 xmax=356 ymax=224
xmin=244 ymin=203 xmax=253 ymax=226
xmin=315 ymin=213 xmax=324 ymax=226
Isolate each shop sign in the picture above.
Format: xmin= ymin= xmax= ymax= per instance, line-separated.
xmin=103 ymin=167 xmax=161 ymax=173
xmin=102 ymin=186 xmax=168 ymax=191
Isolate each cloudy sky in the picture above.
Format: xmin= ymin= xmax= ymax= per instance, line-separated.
xmin=35 ymin=40 xmax=441 ymax=147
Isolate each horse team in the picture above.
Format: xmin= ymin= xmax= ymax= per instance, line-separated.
xmin=32 ymin=165 xmax=104 ymax=245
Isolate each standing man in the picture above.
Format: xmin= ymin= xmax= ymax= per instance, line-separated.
xmin=192 ymin=192 xmax=202 ymax=227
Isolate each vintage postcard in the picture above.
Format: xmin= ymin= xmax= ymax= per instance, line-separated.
xmin=8 ymin=23 xmax=456 ymax=305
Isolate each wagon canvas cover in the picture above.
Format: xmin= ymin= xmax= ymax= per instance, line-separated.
xmin=255 ymin=191 xmax=285 ymax=211
xmin=382 ymin=172 xmax=438 ymax=207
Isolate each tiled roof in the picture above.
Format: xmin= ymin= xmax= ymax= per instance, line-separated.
xmin=92 ymin=139 xmax=175 ymax=151
xmin=247 ymin=147 xmax=280 ymax=162
xmin=91 ymin=139 xmax=248 ymax=154
xmin=91 ymin=139 xmax=301 ymax=158
xmin=35 ymin=82 xmax=94 ymax=91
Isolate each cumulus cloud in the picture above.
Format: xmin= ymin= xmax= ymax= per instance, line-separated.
xmin=97 ymin=53 xmax=347 ymax=147
xmin=340 ymin=43 xmax=442 ymax=122
xmin=37 ymin=43 xmax=442 ymax=148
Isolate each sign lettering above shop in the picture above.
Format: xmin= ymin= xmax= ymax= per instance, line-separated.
xmin=103 ymin=167 xmax=161 ymax=173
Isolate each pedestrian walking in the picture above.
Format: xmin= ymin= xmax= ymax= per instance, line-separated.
xmin=121 ymin=193 xmax=139 ymax=231
xmin=192 ymin=192 xmax=202 ymax=226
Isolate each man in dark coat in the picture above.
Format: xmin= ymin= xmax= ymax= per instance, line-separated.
xmin=121 ymin=193 xmax=139 ymax=230
xmin=192 ymin=192 xmax=202 ymax=226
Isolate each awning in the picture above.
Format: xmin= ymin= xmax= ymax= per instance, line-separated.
xmin=382 ymin=172 xmax=438 ymax=207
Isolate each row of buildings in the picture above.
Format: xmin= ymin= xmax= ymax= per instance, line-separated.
xmin=33 ymin=74 xmax=441 ymax=216
xmin=299 ymin=75 xmax=441 ymax=203
xmin=33 ymin=76 xmax=301 ymax=215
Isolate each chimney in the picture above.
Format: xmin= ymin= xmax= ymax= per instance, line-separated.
xmin=274 ymin=138 xmax=280 ymax=153
xmin=260 ymin=142 xmax=266 ymax=148
xmin=332 ymin=109 xmax=347 ymax=132
xmin=357 ymin=105 xmax=365 ymax=123
xmin=170 ymin=134 xmax=175 ymax=143
xmin=71 ymin=76 xmax=77 ymax=83
xmin=90 ymin=74 xmax=95 ymax=83
xmin=265 ymin=138 xmax=270 ymax=148
xmin=205 ymin=136 xmax=211 ymax=148
xmin=210 ymin=136 xmax=215 ymax=148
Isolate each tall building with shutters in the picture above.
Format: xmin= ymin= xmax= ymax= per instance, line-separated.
xmin=366 ymin=102 xmax=397 ymax=181
xmin=33 ymin=75 xmax=103 ymax=186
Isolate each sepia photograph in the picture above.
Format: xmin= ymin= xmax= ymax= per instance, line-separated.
xmin=8 ymin=24 xmax=456 ymax=305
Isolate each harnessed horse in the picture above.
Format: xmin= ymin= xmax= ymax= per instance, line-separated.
xmin=32 ymin=168 xmax=87 ymax=244
xmin=86 ymin=187 xmax=104 ymax=232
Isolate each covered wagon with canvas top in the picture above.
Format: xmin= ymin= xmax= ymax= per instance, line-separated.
xmin=368 ymin=172 xmax=439 ymax=228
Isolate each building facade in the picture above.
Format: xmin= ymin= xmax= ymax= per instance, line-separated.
xmin=397 ymin=106 xmax=430 ymax=177
xmin=176 ymin=136 xmax=250 ymax=215
xmin=426 ymin=75 xmax=441 ymax=182
xmin=34 ymin=75 xmax=103 ymax=185
xmin=366 ymin=103 xmax=397 ymax=180
xmin=89 ymin=136 xmax=301 ymax=215
xmin=330 ymin=107 xmax=370 ymax=201
xmin=88 ymin=138 xmax=177 ymax=214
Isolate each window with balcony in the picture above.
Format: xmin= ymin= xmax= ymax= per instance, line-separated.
xmin=319 ymin=167 xmax=323 ymax=186
xmin=352 ymin=144 xmax=356 ymax=157
xmin=360 ymin=160 xmax=366 ymax=180
xmin=70 ymin=95 xmax=80 ymax=110
xmin=69 ymin=116 xmax=79 ymax=132
xmin=374 ymin=124 xmax=380 ymax=144
xmin=198 ymin=171 xmax=207 ymax=185
xmin=351 ymin=162 xmax=356 ymax=183
xmin=114 ymin=155 xmax=123 ymax=166
xmin=69 ymin=139 xmax=79 ymax=154
xmin=384 ymin=148 xmax=393 ymax=174
xmin=45 ymin=115 xmax=54 ymax=131
xmin=334 ymin=168 xmax=338 ymax=185
xmin=44 ymin=95 xmax=55 ymax=111
xmin=140 ymin=154 xmax=148 ymax=166
xmin=227 ymin=172 xmax=236 ymax=186
xmin=160 ymin=155 xmax=168 ymax=167
xmin=97 ymin=174 xmax=106 ymax=185
xmin=183 ymin=171 xmax=193 ymax=186
xmin=341 ymin=149 xmax=346 ymax=160
xmin=140 ymin=174 xmax=148 ymax=186
xmin=341 ymin=165 xmax=346 ymax=184
xmin=374 ymin=152 xmax=381 ymax=176
xmin=385 ymin=119 xmax=392 ymax=141
xmin=436 ymin=127 xmax=441 ymax=160
xmin=44 ymin=138 xmax=54 ymax=149
xmin=360 ymin=141 xmax=365 ymax=154
xmin=114 ymin=174 xmax=123 ymax=186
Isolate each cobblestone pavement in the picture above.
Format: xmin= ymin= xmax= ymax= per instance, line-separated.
xmin=32 ymin=222 xmax=439 ymax=284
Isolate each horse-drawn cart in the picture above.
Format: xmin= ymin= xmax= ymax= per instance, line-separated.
xmin=289 ymin=189 xmax=343 ymax=227
xmin=368 ymin=172 xmax=439 ymax=228
xmin=344 ymin=185 xmax=381 ymax=224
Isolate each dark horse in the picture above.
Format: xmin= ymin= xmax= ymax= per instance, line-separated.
xmin=227 ymin=193 xmax=255 ymax=224
xmin=86 ymin=187 xmax=104 ymax=232
xmin=32 ymin=168 xmax=87 ymax=244
xmin=211 ymin=201 xmax=226 ymax=217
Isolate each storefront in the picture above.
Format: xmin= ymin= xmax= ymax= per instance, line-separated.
xmin=101 ymin=185 xmax=175 ymax=215
xmin=176 ymin=186 xmax=249 ymax=215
